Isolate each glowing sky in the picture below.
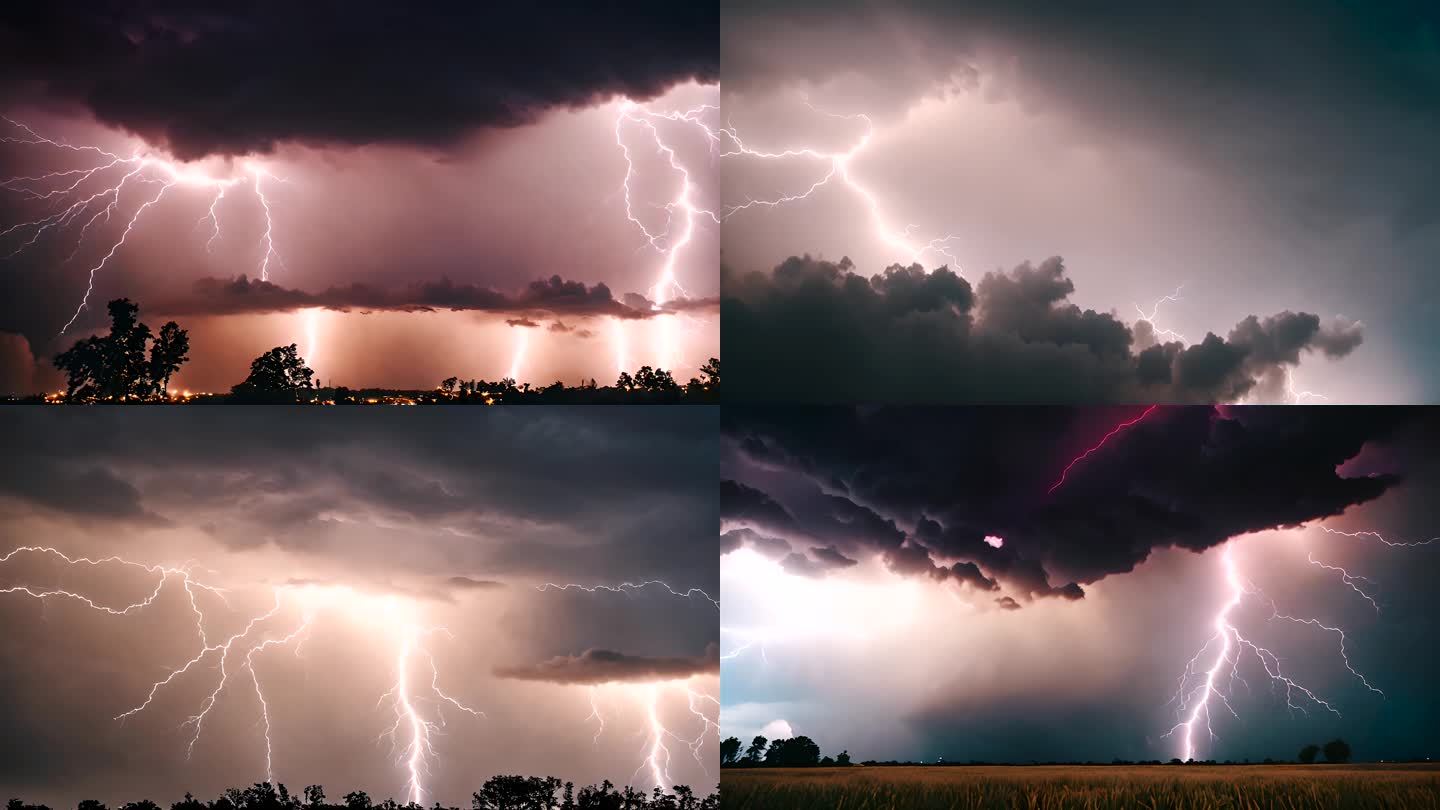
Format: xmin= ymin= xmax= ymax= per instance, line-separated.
xmin=0 ymin=407 xmax=719 ymax=805
xmin=0 ymin=4 xmax=718 ymax=394
xmin=719 ymin=1 xmax=1440 ymax=403
xmin=720 ymin=406 xmax=1440 ymax=763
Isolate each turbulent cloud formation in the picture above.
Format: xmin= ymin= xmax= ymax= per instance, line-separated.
xmin=495 ymin=643 xmax=720 ymax=686
xmin=1 ymin=2 xmax=717 ymax=159
xmin=723 ymin=256 xmax=1364 ymax=402
xmin=722 ymin=406 xmax=1413 ymax=605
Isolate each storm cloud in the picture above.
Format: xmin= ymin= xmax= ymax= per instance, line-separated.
xmin=495 ymin=643 xmax=720 ymax=686
xmin=722 ymin=256 xmax=1364 ymax=402
xmin=1 ymin=1 xmax=718 ymax=159
xmin=722 ymin=406 xmax=1416 ymax=605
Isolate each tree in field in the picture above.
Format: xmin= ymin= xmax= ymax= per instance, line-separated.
xmin=1323 ymin=738 xmax=1352 ymax=763
xmin=764 ymin=736 xmax=822 ymax=767
xmin=720 ymin=736 xmax=742 ymax=766
xmin=835 ymin=750 xmax=851 ymax=766
xmin=231 ymin=344 xmax=315 ymax=401
xmin=148 ymin=320 xmax=190 ymax=397
xmin=1298 ymin=744 xmax=1321 ymax=764
xmin=744 ymin=735 xmax=768 ymax=765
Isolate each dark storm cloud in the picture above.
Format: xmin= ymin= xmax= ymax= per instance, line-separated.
xmin=494 ymin=643 xmax=720 ymax=686
xmin=722 ymin=0 xmax=1440 ymax=231
xmin=154 ymin=275 xmax=718 ymax=320
xmin=722 ymin=406 xmax=1416 ymax=604
xmin=722 ymin=256 xmax=1363 ymax=402
xmin=1 ymin=1 xmax=718 ymax=159
xmin=0 ymin=406 xmax=719 ymax=591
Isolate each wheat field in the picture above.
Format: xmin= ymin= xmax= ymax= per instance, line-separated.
xmin=719 ymin=764 xmax=1440 ymax=809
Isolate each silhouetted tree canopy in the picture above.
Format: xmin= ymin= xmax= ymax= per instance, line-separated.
xmin=1324 ymin=739 xmax=1353 ymax=764
xmin=1298 ymin=744 xmax=1321 ymax=764
xmin=720 ymin=736 xmax=741 ymax=766
xmin=230 ymin=344 xmax=315 ymax=402
xmin=52 ymin=299 xmax=190 ymax=402
xmin=4 ymin=777 xmax=716 ymax=810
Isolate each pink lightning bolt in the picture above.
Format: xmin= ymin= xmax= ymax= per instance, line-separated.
xmin=1048 ymin=405 xmax=1158 ymax=494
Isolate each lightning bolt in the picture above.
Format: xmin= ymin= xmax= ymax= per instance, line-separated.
xmin=577 ymin=680 xmax=719 ymax=792
xmin=2 ymin=547 xmax=485 ymax=801
xmin=1048 ymin=405 xmax=1158 ymax=494
xmin=719 ymin=102 xmax=965 ymax=273
xmin=1 ymin=117 xmax=290 ymax=335
xmin=535 ymin=579 xmax=719 ymax=610
xmin=1163 ymin=519 xmax=1426 ymax=761
xmin=1134 ymin=286 xmax=1188 ymax=343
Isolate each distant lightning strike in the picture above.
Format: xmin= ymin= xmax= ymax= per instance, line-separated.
xmin=1165 ymin=520 xmax=1428 ymax=760
xmin=1048 ymin=405 xmax=1158 ymax=494
xmin=577 ymin=680 xmax=719 ymax=792
xmin=2 ymin=117 xmax=288 ymax=335
xmin=1 ymin=547 xmax=482 ymax=800
xmin=535 ymin=578 xmax=720 ymax=610
xmin=719 ymin=104 xmax=965 ymax=273
xmin=1134 ymin=286 xmax=1188 ymax=343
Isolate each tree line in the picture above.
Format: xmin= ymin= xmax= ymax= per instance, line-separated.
xmin=46 ymin=298 xmax=719 ymax=403
xmin=7 ymin=777 xmax=717 ymax=810
xmin=719 ymin=735 xmax=851 ymax=768
xmin=720 ymin=735 xmax=1362 ymax=769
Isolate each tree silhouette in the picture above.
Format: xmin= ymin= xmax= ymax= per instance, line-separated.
xmin=53 ymin=298 xmax=186 ymax=402
xmin=149 ymin=321 xmax=190 ymax=397
xmin=720 ymin=736 xmax=741 ymax=766
xmin=699 ymin=358 xmax=719 ymax=389
xmin=231 ymin=344 xmax=315 ymax=402
xmin=764 ymin=736 xmax=822 ymax=767
xmin=1298 ymin=744 xmax=1321 ymax=764
xmin=303 ymin=787 xmax=325 ymax=809
xmin=1323 ymin=738 xmax=1352 ymax=763
xmin=744 ymin=735 xmax=768 ymax=765
xmin=835 ymin=750 xmax=851 ymax=767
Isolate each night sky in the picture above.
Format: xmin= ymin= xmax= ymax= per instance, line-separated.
xmin=0 ymin=406 xmax=719 ymax=805
xmin=0 ymin=2 xmax=719 ymax=394
xmin=720 ymin=0 xmax=1440 ymax=403
xmin=721 ymin=406 xmax=1440 ymax=763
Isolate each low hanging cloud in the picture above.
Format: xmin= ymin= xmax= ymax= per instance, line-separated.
xmin=721 ymin=406 xmax=1417 ymax=606
xmin=151 ymin=274 xmax=718 ymax=320
xmin=723 ymin=255 xmax=1363 ymax=402
xmin=493 ymin=643 xmax=720 ymax=686
xmin=1 ymin=2 xmax=717 ymax=159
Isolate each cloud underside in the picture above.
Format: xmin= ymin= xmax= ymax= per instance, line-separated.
xmin=494 ymin=643 xmax=719 ymax=685
xmin=2 ymin=3 xmax=717 ymax=158
xmin=721 ymin=406 xmax=1411 ymax=607
xmin=149 ymin=274 xmax=717 ymax=320
xmin=723 ymin=256 xmax=1362 ymax=402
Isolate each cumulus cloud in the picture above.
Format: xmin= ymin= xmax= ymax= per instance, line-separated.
xmin=1 ymin=2 xmax=717 ymax=159
xmin=722 ymin=256 xmax=1363 ymax=402
xmin=493 ymin=643 xmax=720 ymax=686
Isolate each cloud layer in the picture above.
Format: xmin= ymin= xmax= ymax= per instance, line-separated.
xmin=723 ymin=256 xmax=1362 ymax=402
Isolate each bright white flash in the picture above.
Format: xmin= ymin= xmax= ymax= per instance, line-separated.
xmin=1 ymin=117 xmax=289 ymax=335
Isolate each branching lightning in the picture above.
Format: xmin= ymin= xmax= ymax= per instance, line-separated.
xmin=577 ymin=680 xmax=719 ymax=792
xmin=534 ymin=578 xmax=719 ymax=610
xmin=1 ymin=547 xmax=483 ymax=800
xmin=1 ymin=117 xmax=289 ymax=335
xmin=719 ymin=103 xmax=965 ymax=272
xmin=1164 ymin=520 xmax=1428 ymax=760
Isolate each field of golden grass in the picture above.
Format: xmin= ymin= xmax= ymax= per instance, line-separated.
xmin=719 ymin=764 xmax=1440 ymax=809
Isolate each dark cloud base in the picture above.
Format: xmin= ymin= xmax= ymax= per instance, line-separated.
xmin=494 ymin=643 xmax=720 ymax=686
xmin=722 ymin=256 xmax=1361 ymax=403
xmin=721 ymin=406 xmax=1424 ymax=606
xmin=2 ymin=1 xmax=717 ymax=159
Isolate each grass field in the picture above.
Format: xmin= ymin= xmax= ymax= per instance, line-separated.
xmin=719 ymin=764 xmax=1440 ymax=809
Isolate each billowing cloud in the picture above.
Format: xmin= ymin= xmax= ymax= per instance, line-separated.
xmin=722 ymin=406 xmax=1411 ymax=604
xmin=723 ymin=256 xmax=1363 ymax=402
xmin=2 ymin=2 xmax=717 ymax=159
xmin=494 ymin=643 xmax=720 ymax=686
